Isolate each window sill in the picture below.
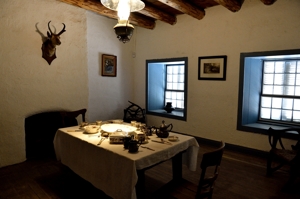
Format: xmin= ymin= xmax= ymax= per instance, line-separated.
xmin=238 ymin=122 xmax=299 ymax=140
xmin=146 ymin=109 xmax=186 ymax=121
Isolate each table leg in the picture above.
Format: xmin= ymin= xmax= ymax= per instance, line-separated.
xmin=136 ymin=169 xmax=145 ymax=199
xmin=172 ymin=152 xmax=183 ymax=182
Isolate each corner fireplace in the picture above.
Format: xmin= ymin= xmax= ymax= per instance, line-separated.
xmin=25 ymin=109 xmax=86 ymax=159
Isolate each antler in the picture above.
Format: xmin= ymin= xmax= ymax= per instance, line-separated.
xmin=47 ymin=21 xmax=66 ymax=36
xmin=57 ymin=23 xmax=66 ymax=36
xmin=48 ymin=21 xmax=53 ymax=35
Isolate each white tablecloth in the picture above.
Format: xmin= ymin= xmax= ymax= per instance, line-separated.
xmin=53 ymin=126 xmax=199 ymax=199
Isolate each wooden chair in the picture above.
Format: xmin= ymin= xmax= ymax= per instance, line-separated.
xmin=195 ymin=141 xmax=225 ymax=199
xmin=266 ymin=127 xmax=300 ymax=189
xmin=154 ymin=141 xmax=225 ymax=199
xmin=123 ymin=101 xmax=145 ymax=123
xmin=60 ymin=108 xmax=86 ymax=127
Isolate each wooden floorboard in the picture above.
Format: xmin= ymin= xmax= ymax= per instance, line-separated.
xmin=0 ymin=143 xmax=300 ymax=199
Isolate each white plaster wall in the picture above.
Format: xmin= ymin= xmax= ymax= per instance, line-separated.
xmin=134 ymin=0 xmax=300 ymax=151
xmin=0 ymin=0 xmax=88 ymax=167
xmin=87 ymin=11 xmax=135 ymax=122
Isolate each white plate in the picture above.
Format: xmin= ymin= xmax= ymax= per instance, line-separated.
xmin=101 ymin=123 xmax=137 ymax=133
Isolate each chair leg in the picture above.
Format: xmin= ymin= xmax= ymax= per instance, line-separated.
xmin=266 ymin=153 xmax=274 ymax=176
xmin=267 ymin=153 xmax=285 ymax=176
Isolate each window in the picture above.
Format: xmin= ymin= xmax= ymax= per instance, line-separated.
xmin=146 ymin=57 xmax=188 ymax=121
xmin=260 ymin=60 xmax=300 ymax=124
xmin=237 ymin=49 xmax=300 ymax=139
xmin=165 ymin=64 xmax=185 ymax=109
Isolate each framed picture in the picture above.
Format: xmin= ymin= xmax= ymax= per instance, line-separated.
xmin=198 ymin=55 xmax=227 ymax=81
xmin=102 ymin=54 xmax=117 ymax=77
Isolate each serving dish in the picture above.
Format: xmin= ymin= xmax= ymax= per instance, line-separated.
xmin=101 ymin=123 xmax=137 ymax=133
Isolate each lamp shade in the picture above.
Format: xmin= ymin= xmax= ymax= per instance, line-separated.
xmin=100 ymin=0 xmax=145 ymax=13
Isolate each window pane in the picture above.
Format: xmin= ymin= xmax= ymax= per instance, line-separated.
xmin=282 ymin=110 xmax=292 ymax=121
xmin=271 ymin=109 xmax=281 ymax=120
xmin=173 ymin=66 xmax=178 ymax=73
xmin=177 ymin=92 xmax=183 ymax=100
xmin=285 ymin=61 xmax=296 ymax=73
xmin=296 ymin=74 xmax=300 ymax=85
xmin=178 ymin=83 xmax=184 ymax=90
xmin=179 ymin=66 xmax=184 ymax=73
xmin=297 ymin=61 xmax=300 ymax=73
xmin=285 ymin=74 xmax=295 ymax=85
xmin=284 ymin=86 xmax=294 ymax=95
xmin=272 ymin=98 xmax=282 ymax=108
xmin=166 ymin=91 xmax=171 ymax=98
xmin=167 ymin=75 xmax=172 ymax=82
xmin=179 ymin=75 xmax=184 ymax=82
xmin=167 ymin=83 xmax=172 ymax=89
xmin=274 ymin=61 xmax=285 ymax=73
xmin=261 ymin=97 xmax=271 ymax=108
xmin=173 ymin=75 xmax=178 ymax=82
xmin=294 ymin=99 xmax=300 ymax=110
xmin=282 ymin=98 xmax=293 ymax=109
xmin=261 ymin=108 xmax=271 ymax=119
xmin=295 ymin=86 xmax=300 ymax=96
xmin=274 ymin=74 xmax=284 ymax=85
xmin=264 ymin=61 xmax=274 ymax=73
xmin=263 ymin=74 xmax=273 ymax=85
xmin=263 ymin=85 xmax=273 ymax=94
xmin=293 ymin=111 xmax=300 ymax=122
xmin=172 ymin=83 xmax=178 ymax=90
xmin=273 ymin=86 xmax=283 ymax=95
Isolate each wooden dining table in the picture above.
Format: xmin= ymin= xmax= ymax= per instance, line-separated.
xmin=53 ymin=124 xmax=199 ymax=199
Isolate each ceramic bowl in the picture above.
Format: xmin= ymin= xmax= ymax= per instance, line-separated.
xmin=84 ymin=125 xmax=100 ymax=134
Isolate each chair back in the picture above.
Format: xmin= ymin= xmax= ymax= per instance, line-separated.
xmin=196 ymin=141 xmax=225 ymax=199
xmin=268 ymin=127 xmax=286 ymax=150
xmin=123 ymin=101 xmax=145 ymax=123
xmin=60 ymin=108 xmax=86 ymax=127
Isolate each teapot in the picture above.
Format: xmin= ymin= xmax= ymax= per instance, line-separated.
xmin=155 ymin=120 xmax=173 ymax=138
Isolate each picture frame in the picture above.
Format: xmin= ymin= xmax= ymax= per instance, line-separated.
xmin=198 ymin=55 xmax=227 ymax=81
xmin=102 ymin=54 xmax=117 ymax=77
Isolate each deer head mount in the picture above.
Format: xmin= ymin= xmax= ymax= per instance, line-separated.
xmin=41 ymin=21 xmax=66 ymax=65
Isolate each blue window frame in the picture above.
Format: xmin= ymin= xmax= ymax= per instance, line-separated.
xmin=237 ymin=49 xmax=300 ymax=139
xmin=146 ymin=57 xmax=188 ymax=121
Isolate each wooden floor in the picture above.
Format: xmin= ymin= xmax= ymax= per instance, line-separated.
xmin=1 ymin=142 xmax=300 ymax=199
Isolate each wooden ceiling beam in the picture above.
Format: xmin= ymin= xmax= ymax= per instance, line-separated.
xmin=158 ymin=0 xmax=205 ymax=20
xmin=59 ymin=0 xmax=156 ymax=29
xmin=214 ymin=0 xmax=241 ymax=12
xmin=138 ymin=3 xmax=177 ymax=25
xmin=260 ymin=0 xmax=277 ymax=5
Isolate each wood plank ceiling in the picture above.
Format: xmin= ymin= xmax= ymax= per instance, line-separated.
xmin=59 ymin=0 xmax=277 ymax=29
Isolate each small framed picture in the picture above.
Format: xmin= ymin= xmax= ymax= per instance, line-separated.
xmin=102 ymin=54 xmax=117 ymax=77
xmin=198 ymin=55 xmax=227 ymax=81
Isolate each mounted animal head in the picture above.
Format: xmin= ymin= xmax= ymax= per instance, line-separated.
xmin=41 ymin=21 xmax=66 ymax=65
